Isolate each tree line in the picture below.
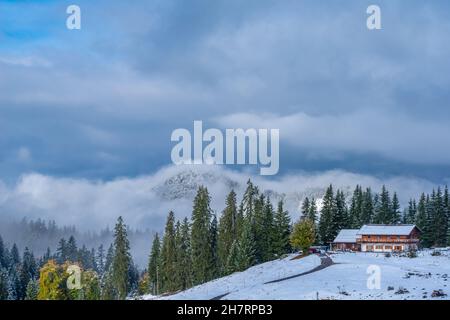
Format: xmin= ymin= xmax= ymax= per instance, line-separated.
xmin=2 ymin=181 xmax=450 ymax=299
xmin=303 ymin=184 xmax=450 ymax=248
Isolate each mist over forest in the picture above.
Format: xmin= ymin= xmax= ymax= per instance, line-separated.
xmin=0 ymin=217 xmax=155 ymax=267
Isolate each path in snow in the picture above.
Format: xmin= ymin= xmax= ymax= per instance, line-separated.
xmin=265 ymin=255 xmax=335 ymax=284
xmin=211 ymin=254 xmax=334 ymax=300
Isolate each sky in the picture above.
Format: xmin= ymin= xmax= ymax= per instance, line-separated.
xmin=1 ymin=0 xmax=450 ymax=228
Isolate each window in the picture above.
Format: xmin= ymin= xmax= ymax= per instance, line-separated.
xmin=385 ymin=245 xmax=392 ymax=250
xmin=375 ymin=245 xmax=383 ymax=250
xmin=394 ymin=246 xmax=402 ymax=251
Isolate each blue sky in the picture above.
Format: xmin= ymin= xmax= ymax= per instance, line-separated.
xmin=2 ymin=0 xmax=450 ymax=184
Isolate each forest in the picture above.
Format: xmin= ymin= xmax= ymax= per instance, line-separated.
xmin=1 ymin=180 xmax=449 ymax=299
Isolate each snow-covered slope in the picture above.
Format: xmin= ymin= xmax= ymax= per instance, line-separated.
xmin=144 ymin=250 xmax=450 ymax=300
xmin=142 ymin=254 xmax=321 ymax=300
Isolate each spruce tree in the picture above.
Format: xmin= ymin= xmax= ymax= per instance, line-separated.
xmin=160 ymin=211 xmax=177 ymax=293
xmin=391 ymin=193 xmax=401 ymax=224
xmin=301 ymin=197 xmax=311 ymax=220
xmin=272 ymin=200 xmax=292 ymax=257
xmin=349 ymin=185 xmax=363 ymax=228
xmin=148 ymin=233 xmax=161 ymax=295
xmin=416 ymin=193 xmax=427 ymax=231
xmin=209 ymin=214 xmax=219 ymax=279
xmin=318 ymin=185 xmax=335 ymax=245
xmin=96 ymin=245 xmax=105 ymax=276
xmin=433 ymin=188 xmax=447 ymax=246
xmin=191 ymin=187 xmax=215 ymax=285
xmin=25 ymin=279 xmax=39 ymax=300
xmin=177 ymin=218 xmax=193 ymax=290
xmin=233 ymin=218 xmax=256 ymax=272
xmin=374 ymin=185 xmax=391 ymax=224
xmin=112 ymin=216 xmax=132 ymax=299
xmin=218 ymin=190 xmax=239 ymax=273
xmin=262 ymin=197 xmax=275 ymax=261
xmin=67 ymin=236 xmax=78 ymax=262
xmin=333 ymin=190 xmax=348 ymax=233
xmin=308 ymin=198 xmax=318 ymax=224
xmin=56 ymin=238 xmax=68 ymax=264
xmin=361 ymin=188 xmax=374 ymax=225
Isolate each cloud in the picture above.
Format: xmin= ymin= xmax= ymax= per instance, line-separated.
xmin=216 ymin=109 xmax=450 ymax=165
xmin=0 ymin=165 xmax=438 ymax=232
xmin=1 ymin=0 xmax=450 ymax=181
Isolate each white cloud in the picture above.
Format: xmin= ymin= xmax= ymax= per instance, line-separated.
xmin=0 ymin=165 xmax=437 ymax=232
xmin=216 ymin=110 xmax=450 ymax=165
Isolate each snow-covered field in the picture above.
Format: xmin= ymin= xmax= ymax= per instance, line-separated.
xmin=142 ymin=254 xmax=321 ymax=300
xmin=143 ymin=249 xmax=450 ymax=300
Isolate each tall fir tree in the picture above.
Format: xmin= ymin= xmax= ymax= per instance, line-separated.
xmin=301 ymin=197 xmax=311 ymax=220
xmin=349 ymin=185 xmax=363 ymax=228
xmin=318 ymin=185 xmax=335 ymax=245
xmin=360 ymin=188 xmax=374 ymax=225
xmin=374 ymin=185 xmax=391 ymax=224
xmin=391 ymin=193 xmax=401 ymax=224
xmin=148 ymin=233 xmax=161 ymax=295
xmin=160 ymin=211 xmax=177 ymax=293
xmin=272 ymin=200 xmax=292 ymax=257
xmin=209 ymin=214 xmax=220 ymax=279
xmin=177 ymin=218 xmax=193 ymax=290
xmin=333 ymin=190 xmax=348 ymax=233
xmin=112 ymin=216 xmax=132 ymax=299
xmin=191 ymin=187 xmax=215 ymax=285
xmin=218 ymin=190 xmax=239 ymax=274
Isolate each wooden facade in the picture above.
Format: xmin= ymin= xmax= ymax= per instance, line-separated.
xmin=357 ymin=225 xmax=421 ymax=252
xmin=332 ymin=225 xmax=421 ymax=253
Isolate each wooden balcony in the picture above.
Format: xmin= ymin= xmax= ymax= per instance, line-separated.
xmin=357 ymin=238 xmax=419 ymax=244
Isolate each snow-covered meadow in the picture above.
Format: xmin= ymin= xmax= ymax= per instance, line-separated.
xmin=144 ymin=250 xmax=450 ymax=300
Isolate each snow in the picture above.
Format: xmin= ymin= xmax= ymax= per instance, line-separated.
xmin=144 ymin=250 xmax=450 ymax=300
xmin=333 ymin=229 xmax=360 ymax=243
xmin=358 ymin=224 xmax=417 ymax=236
xmin=142 ymin=254 xmax=321 ymax=300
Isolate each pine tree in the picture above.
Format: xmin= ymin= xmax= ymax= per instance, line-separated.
xmin=391 ymin=193 xmax=401 ymax=224
xmin=209 ymin=214 xmax=219 ymax=279
xmin=96 ymin=245 xmax=105 ymax=276
xmin=191 ymin=187 xmax=215 ymax=285
xmin=374 ymin=185 xmax=391 ymax=224
xmin=433 ymin=188 xmax=447 ymax=246
xmin=318 ymin=185 xmax=335 ymax=245
xmin=272 ymin=200 xmax=292 ymax=258
xmin=218 ymin=190 xmax=239 ymax=274
xmin=160 ymin=211 xmax=177 ymax=293
xmin=264 ymin=198 xmax=276 ymax=261
xmin=252 ymin=193 xmax=266 ymax=263
xmin=233 ymin=219 xmax=256 ymax=272
xmin=415 ymin=193 xmax=427 ymax=231
xmin=148 ymin=233 xmax=161 ymax=295
xmin=349 ymin=185 xmax=363 ymax=228
xmin=25 ymin=279 xmax=39 ymax=300
xmin=177 ymin=218 xmax=193 ymax=290
xmin=333 ymin=190 xmax=348 ymax=234
xmin=308 ymin=198 xmax=318 ymax=224
xmin=56 ymin=238 xmax=68 ymax=264
xmin=19 ymin=247 xmax=37 ymax=300
xmin=112 ymin=216 xmax=132 ymax=299
xmin=67 ymin=235 xmax=78 ymax=262
xmin=360 ymin=188 xmax=374 ymax=224
xmin=422 ymin=194 xmax=434 ymax=248
xmin=301 ymin=197 xmax=310 ymax=220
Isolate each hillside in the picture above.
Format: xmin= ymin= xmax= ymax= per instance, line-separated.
xmin=143 ymin=250 xmax=450 ymax=300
